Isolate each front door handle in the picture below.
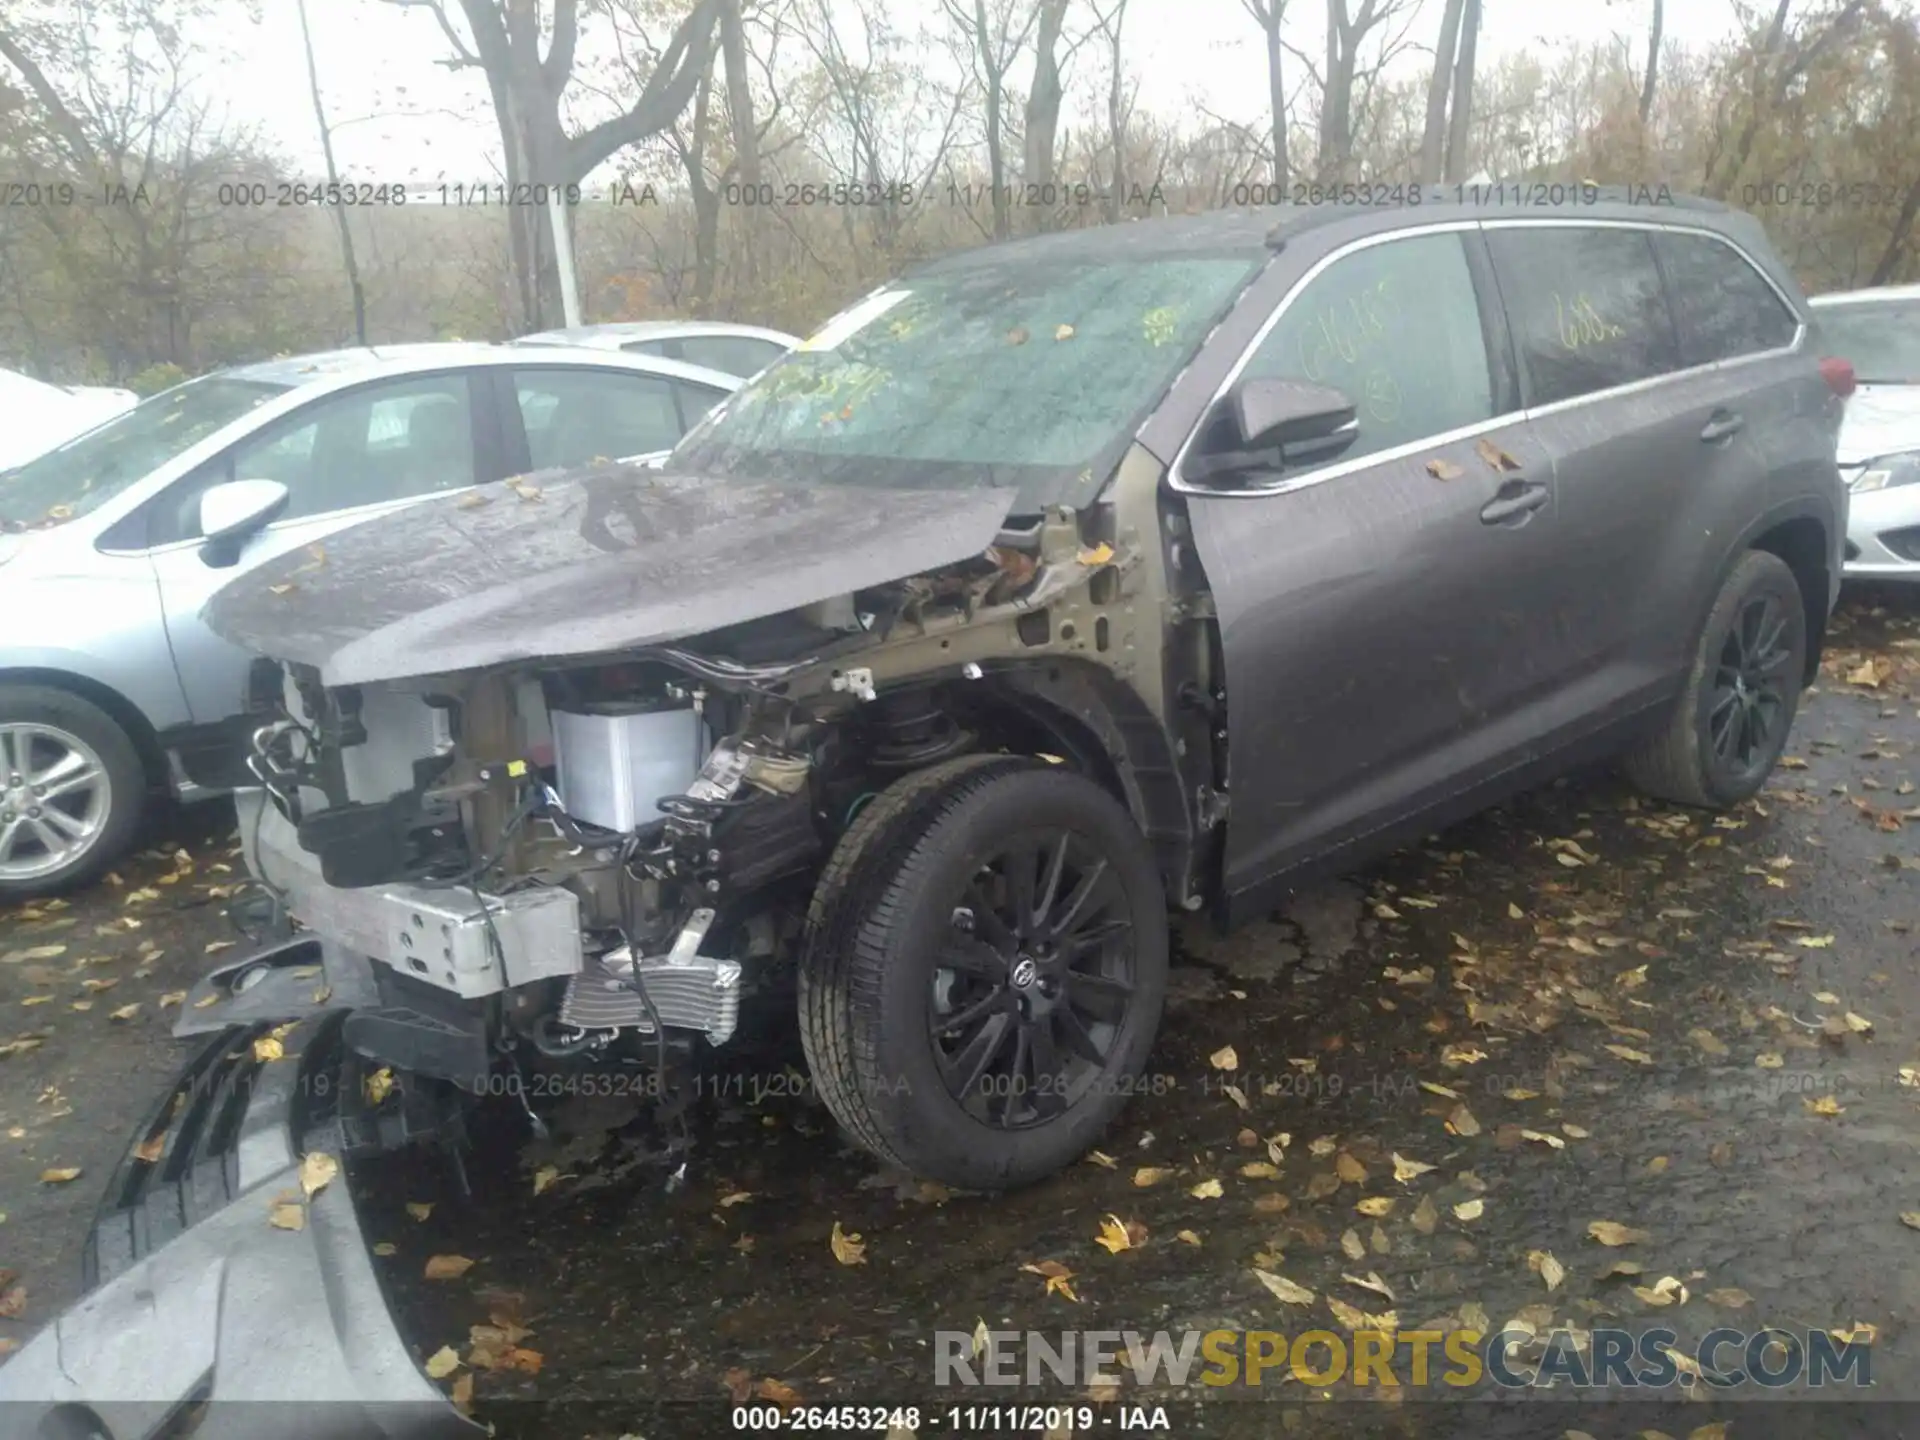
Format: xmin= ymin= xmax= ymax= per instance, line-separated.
xmin=1480 ymin=479 xmax=1549 ymax=526
xmin=1700 ymin=410 xmax=1745 ymax=444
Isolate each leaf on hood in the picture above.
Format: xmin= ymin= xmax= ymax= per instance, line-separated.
xmin=533 ymin=1165 xmax=563 ymax=1197
xmin=252 ymin=1035 xmax=285 ymax=1063
xmin=364 ymin=1067 xmax=396 ymax=1106
xmin=1587 ymin=1221 xmax=1651 ymax=1246
xmin=1190 ymin=1177 xmax=1225 ymax=1199
xmin=1794 ymin=934 xmax=1835 ymax=949
xmin=829 ymin=1221 xmax=868 ymax=1265
xmin=133 ymin=1132 xmax=166 ymax=1165
xmin=299 ymin=1150 xmax=339 ymax=1199
xmin=1355 ymin=1196 xmax=1395 ymax=1217
xmin=1804 ymin=1094 xmax=1845 ymax=1116
xmin=1756 ymin=1052 xmax=1785 ymax=1068
xmin=1426 ymin=458 xmax=1465 ymax=480
xmin=1335 ymin=1151 xmax=1368 ymax=1184
xmin=1454 ymin=1198 xmax=1485 ymax=1222
xmin=158 ymin=990 xmax=186 ymax=1008
xmin=423 ymin=1346 xmax=462 ymax=1380
xmin=1176 ymin=1228 xmax=1203 ymax=1246
xmin=1419 ymin=1080 xmax=1460 ymax=1099
xmin=1830 ymin=1322 xmax=1877 ymax=1345
xmin=1604 ymin=1044 xmax=1655 ymax=1065
xmin=1846 ymin=1012 xmax=1874 ymax=1034
xmin=109 ymin=1002 xmax=140 ymax=1022
xmin=1240 ymin=1161 xmax=1279 ymax=1179
xmin=756 ymin=1376 xmax=804 ymax=1406
xmin=1521 ymin=1129 xmax=1566 ymax=1150
xmin=406 ymin=1201 xmax=434 ymax=1222
xmin=1688 ymin=1028 xmax=1729 ymax=1056
xmin=1085 ymin=1150 xmax=1118 ymax=1169
xmin=1252 ymin=1268 xmax=1315 ymax=1305
xmin=1446 ymin=1102 xmax=1481 ymax=1136
xmin=38 ymin=1167 xmax=81 ymax=1185
xmin=1133 ymin=1166 xmax=1174 ymax=1187
xmin=1209 ymin=1044 xmax=1239 ymax=1071
xmin=1341 ymin=1228 xmax=1367 ymax=1261
xmin=1705 ymin=1287 xmax=1753 ymax=1308
xmin=424 ymin=1254 xmax=476 ymax=1280
xmin=1475 ymin=437 xmax=1524 ymax=472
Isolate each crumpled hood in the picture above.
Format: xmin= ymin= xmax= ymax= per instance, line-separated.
xmin=1837 ymin=383 xmax=1920 ymax=466
xmin=203 ymin=465 xmax=1020 ymax=686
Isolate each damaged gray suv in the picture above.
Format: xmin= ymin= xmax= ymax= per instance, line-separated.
xmin=183 ymin=189 xmax=1846 ymax=1191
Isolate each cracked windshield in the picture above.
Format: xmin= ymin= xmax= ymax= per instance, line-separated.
xmin=671 ymin=256 xmax=1260 ymax=505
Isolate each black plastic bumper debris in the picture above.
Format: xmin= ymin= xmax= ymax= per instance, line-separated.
xmin=0 ymin=1014 xmax=481 ymax=1440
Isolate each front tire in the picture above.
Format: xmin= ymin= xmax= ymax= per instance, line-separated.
xmin=1624 ymin=550 xmax=1808 ymax=809
xmin=0 ymin=684 xmax=146 ymax=901
xmin=799 ymin=756 xmax=1169 ymax=1190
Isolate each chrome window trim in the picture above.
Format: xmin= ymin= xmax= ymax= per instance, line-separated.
xmin=1169 ymin=215 xmax=1807 ymax=501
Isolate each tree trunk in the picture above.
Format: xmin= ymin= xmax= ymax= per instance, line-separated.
xmin=1443 ymin=0 xmax=1480 ymax=183
xmin=1638 ymin=0 xmax=1664 ymax=127
xmin=1420 ymin=0 xmax=1463 ymax=184
xmin=1106 ymin=0 xmax=1128 ymax=221
xmin=685 ymin=68 xmax=720 ymax=312
xmin=717 ymin=0 xmax=758 ymax=283
xmin=1869 ymin=176 xmax=1920 ymax=286
xmin=976 ymin=0 xmax=1010 ymax=239
xmin=295 ymin=0 xmax=367 ymax=345
xmin=1263 ymin=4 xmax=1288 ymax=189
xmin=1024 ymin=0 xmax=1069 ymax=230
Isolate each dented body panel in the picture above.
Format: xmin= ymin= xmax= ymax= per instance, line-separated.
xmin=203 ymin=466 xmax=1021 ymax=686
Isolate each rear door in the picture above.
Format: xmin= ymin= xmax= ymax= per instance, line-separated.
xmin=1179 ymin=224 xmax=1568 ymax=893
xmin=502 ymin=365 xmax=733 ymax=472
xmin=1482 ymin=221 xmax=1777 ymax=710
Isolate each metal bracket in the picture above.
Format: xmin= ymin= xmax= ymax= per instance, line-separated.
xmin=830 ymin=667 xmax=877 ymax=702
xmin=1196 ymin=784 xmax=1230 ymax=829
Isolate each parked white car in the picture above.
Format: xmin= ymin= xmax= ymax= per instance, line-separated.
xmin=0 ymin=341 xmax=739 ymax=897
xmin=512 ymin=320 xmax=798 ymax=379
xmin=1809 ymin=284 xmax=1920 ymax=580
xmin=0 ymin=368 xmax=137 ymax=469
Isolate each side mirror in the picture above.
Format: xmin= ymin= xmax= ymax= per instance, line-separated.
xmin=1187 ymin=378 xmax=1360 ymax=485
xmin=198 ymin=479 xmax=289 ymax=569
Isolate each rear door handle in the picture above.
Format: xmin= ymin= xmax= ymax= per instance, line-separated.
xmin=1480 ymin=479 xmax=1549 ymax=526
xmin=1700 ymin=410 xmax=1745 ymax=444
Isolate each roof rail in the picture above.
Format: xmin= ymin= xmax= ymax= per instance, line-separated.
xmin=1262 ymin=180 xmax=1729 ymax=247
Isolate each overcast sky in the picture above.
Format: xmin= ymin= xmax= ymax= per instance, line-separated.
xmin=224 ymin=0 xmax=1740 ymax=187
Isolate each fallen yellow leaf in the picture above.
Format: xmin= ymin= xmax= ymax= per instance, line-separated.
xmin=38 ymin=1167 xmax=81 ymax=1185
xmin=829 ymin=1220 xmax=867 ymax=1266
xmin=424 ymin=1346 xmax=461 ymax=1380
xmin=1190 ymin=1177 xmax=1225 ymax=1199
xmin=1209 ymin=1044 xmax=1239 ymax=1071
xmin=424 ymin=1254 xmax=475 ymax=1280
xmin=299 ymin=1150 xmax=338 ymax=1199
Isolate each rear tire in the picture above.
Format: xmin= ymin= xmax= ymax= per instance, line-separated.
xmin=0 ymin=683 xmax=146 ymax=901
xmin=798 ymin=757 xmax=1169 ymax=1190
xmin=1623 ymin=550 xmax=1807 ymax=809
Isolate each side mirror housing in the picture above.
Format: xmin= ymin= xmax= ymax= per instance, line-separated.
xmin=198 ymin=479 xmax=289 ymax=569
xmin=1187 ymin=378 xmax=1360 ymax=486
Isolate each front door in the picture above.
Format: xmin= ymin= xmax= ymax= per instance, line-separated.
xmin=1179 ymin=225 xmax=1569 ymax=895
xmin=142 ymin=371 xmax=490 ymax=723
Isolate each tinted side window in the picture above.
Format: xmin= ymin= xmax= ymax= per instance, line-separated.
xmin=152 ymin=374 xmax=478 ymax=543
xmin=514 ymin=368 xmax=683 ymax=469
xmin=1239 ymin=230 xmax=1494 ymax=471
xmin=1487 ymin=226 xmax=1679 ymax=406
xmin=620 ymin=338 xmax=677 ymax=359
xmin=677 ymin=334 xmax=786 ymax=377
xmin=675 ymin=382 xmax=728 ymax=427
xmin=1653 ymin=232 xmax=1799 ymax=367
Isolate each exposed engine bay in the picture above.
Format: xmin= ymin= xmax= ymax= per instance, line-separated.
xmin=227 ymin=488 xmax=1223 ymax=1114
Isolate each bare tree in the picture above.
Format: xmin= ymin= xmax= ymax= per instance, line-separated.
xmin=941 ymin=0 xmax=1039 ymax=238
xmin=1239 ymin=0 xmax=1290 ymax=188
xmin=1443 ymin=0 xmax=1480 ymax=181
xmin=384 ymin=0 xmax=720 ymax=329
xmin=1022 ymin=0 xmax=1069 ymax=213
xmin=1087 ymin=0 xmax=1132 ymax=220
xmin=1640 ymin=0 xmax=1665 ymax=124
xmin=1418 ymin=0 xmax=1463 ymax=182
xmin=294 ymin=0 xmax=365 ymax=344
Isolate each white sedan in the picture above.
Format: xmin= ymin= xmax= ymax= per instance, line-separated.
xmin=0 ymin=368 xmax=137 ymax=469
xmin=1810 ymin=284 xmax=1920 ymax=581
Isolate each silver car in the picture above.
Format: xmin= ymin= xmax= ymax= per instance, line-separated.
xmin=0 ymin=341 xmax=739 ymax=898
xmin=1809 ymin=284 xmax=1920 ymax=580
xmin=511 ymin=319 xmax=798 ymax=378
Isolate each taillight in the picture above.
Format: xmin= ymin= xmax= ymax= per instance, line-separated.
xmin=1819 ymin=356 xmax=1856 ymax=398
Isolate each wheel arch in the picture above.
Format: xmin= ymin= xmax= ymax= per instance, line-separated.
xmin=955 ymin=659 xmax=1199 ymax=907
xmin=1743 ymin=513 xmax=1832 ymax=686
xmin=0 ymin=667 xmax=168 ymax=790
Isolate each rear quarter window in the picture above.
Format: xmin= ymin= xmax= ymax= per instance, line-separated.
xmin=1487 ymin=225 xmax=1681 ymax=407
xmin=1653 ymin=232 xmax=1800 ymax=366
